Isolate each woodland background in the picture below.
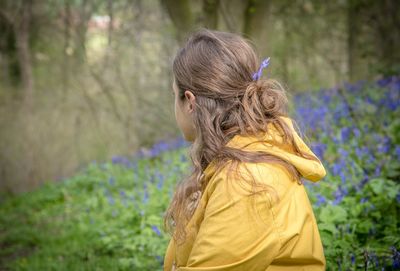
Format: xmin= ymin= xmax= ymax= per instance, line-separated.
xmin=1 ymin=1 xmax=400 ymax=270
xmin=0 ymin=0 xmax=399 ymax=193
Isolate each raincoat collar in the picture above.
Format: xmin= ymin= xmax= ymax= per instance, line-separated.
xmin=203 ymin=116 xmax=326 ymax=182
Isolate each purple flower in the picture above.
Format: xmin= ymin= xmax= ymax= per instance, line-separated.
xmin=340 ymin=127 xmax=352 ymax=142
xmin=108 ymin=177 xmax=115 ymax=186
xmin=151 ymin=225 xmax=162 ymax=236
xmin=111 ymin=156 xmax=133 ymax=167
xmin=374 ymin=166 xmax=381 ymax=177
xmin=377 ymin=136 xmax=391 ymax=154
xmin=143 ymin=183 xmax=149 ymax=204
xmin=135 ymin=137 xmax=189 ymax=159
xmin=107 ymin=195 xmax=115 ymax=205
xmin=353 ymin=128 xmax=361 ymax=138
xmin=155 ymin=171 xmax=165 ymax=190
xmin=315 ymin=194 xmax=326 ymax=207
xmin=395 ymin=146 xmax=400 ymax=160
xmin=311 ymin=142 xmax=327 ymax=159
xmin=370 ymin=251 xmax=379 ymax=267
xmin=391 ymin=246 xmax=400 ymax=269
xmin=376 ymin=77 xmax=393 ymax=87
xmin=339 ymin=171 xmax=346 ymax=184
xmin=332 ymin=185 xmax=348 ymax=205
xmin=252 ymin=57 xmax=270 ymax=81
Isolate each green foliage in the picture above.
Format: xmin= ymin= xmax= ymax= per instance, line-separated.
xmin=1 ymin=149 xmax=190 ymax=270
xmin=1 ymin=77 xmax=399 ymax=270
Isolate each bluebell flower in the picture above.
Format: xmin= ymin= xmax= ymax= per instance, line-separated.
xmin=395 ymin=146 xmax=400 ymax=160
xmin=156 ymin=173 xmax=165 ymax=190
xmin=340 ymin=127 xmax=352 ymax=142
xmin=332 ymin=136 xmax=340 ymax=145
xmin=358 ymin=175 xmax=369 ymax=190
xmin=376 ymin=77 xmax=392 ymax=87
xmin=311 ymin=142 xmax=327 ymax=159
xmin=338 ymin=148 xmax=349 ymax=157
xmin=365 ymin=96 xmax=374 ymax=105
xmin=108 ymin=177 xmax=115 ymax=186
xmin=391 ymin=246 xmax=400 ymax=269
xmin=315 ymin=194 xmax=326 ymax=207
xmin=367 ymin=154 xmax=375 ymax=164
xmin=331 ymin=158 xmax=347 ymax=177
xmin=370 ymin=251 xmax=379 ymax=267
xmin=111 ymin=156 xmax=132 ymax=167
xmin=333 ymin=187 xmax=344 ymax=205
xmin=331 ymin=163 xmax=342 ymax=176
xmin=339 ymin=172 xmax=346 ymax=184
xmin=355 ymin=147 xmax=363 ymax=158
xmin=351 ymin=253 xmax=355 ymax=264
xmin=151 ymin=225 xmax=162 ymax=236
xmin=374 ymin=166 xmax=381 ymax=177
xmin=377 ymin=136 xmax=391 ymax=154
xmin=107 ymin=195 xmax=115 ymax=205
xmin=353 ymin=128 xmax=361 ymax=138
xmin=143 ymin=183 xmax=149 ymax=204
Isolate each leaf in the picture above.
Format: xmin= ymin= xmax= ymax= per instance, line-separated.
xmin=318 ymin=223 xmax=338 ymax=235
xmin=369 ymin=178 xmax=385 ymax=194
xmin=319 ymin=205 xmax=348 ymax=224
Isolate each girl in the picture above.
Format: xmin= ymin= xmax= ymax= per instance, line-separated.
xmin=163 ymin=28 xmax=327 ymax=271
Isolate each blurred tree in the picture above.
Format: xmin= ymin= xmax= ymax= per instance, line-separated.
xmin=347 ymin=0 xmax=400 ymax=80
xmin=0 ymin=0 xmax=398 ymax=193
xmin=242 ymin=0 xmax=271 ymax=54
xmin=0 ymin=0 xmax=34 ymax=104
xmin=160 ymin=0 xmax=195 ymax=43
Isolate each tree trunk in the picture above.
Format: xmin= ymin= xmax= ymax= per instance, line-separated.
xmin=373 ymin=0 xmax=400 ymax=74
xmin=14 ymin=0 xmax=34 ymax=105
xmin=202 ymin=0 xmax=220 ymax=29
xmin=243 ymin=0 xmax=272 ymax=55
xmin=160 ymin=0 xmax=195 ymax=44
xmin=347 ymin=0 xmax=357 ymax=82
xmin=62 ymin=0 xmax=71 ymax=98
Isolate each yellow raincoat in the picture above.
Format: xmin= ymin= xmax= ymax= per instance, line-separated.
xmin=163 ymin=116 xmax=327 ymax=271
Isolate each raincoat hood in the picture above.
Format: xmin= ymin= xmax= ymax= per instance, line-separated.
xmin=204 ymin=116 xmax=326 ymax=182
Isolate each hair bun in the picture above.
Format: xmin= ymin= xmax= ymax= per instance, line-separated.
xmin=244 ymin=80 xmax=264 ymax=97
xmin=241 ymin=78 xmax=288 ymax=116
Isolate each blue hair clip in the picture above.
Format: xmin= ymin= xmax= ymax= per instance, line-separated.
xmin=252 ymin=57 xmax=270 ymax=81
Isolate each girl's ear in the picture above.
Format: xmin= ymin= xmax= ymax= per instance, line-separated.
xmin=184 ymin=90 xmax=196 ymax=113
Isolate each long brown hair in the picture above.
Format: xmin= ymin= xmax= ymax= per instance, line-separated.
xmin=163 ymin=28 xmax=319 ymax=246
